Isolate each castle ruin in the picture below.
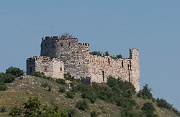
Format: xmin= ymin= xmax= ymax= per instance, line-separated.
xmin=26 ymin=35 xmax=140 ymax=91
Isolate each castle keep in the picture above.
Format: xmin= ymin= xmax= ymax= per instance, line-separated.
xmin=27 ymin=35 xmax=140 ymax=91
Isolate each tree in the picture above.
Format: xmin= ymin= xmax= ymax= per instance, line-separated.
xmin=9 ymin=106 xmax=21 ymax=117
xmin=138 ymin=84 xmax=153 ymax=99
xmin=32 ymin=72 xmax=45 ymax=78
xmin=59 ymin=86 xmax=65 ymax=93
xmin=0 ymin=83 xmax=8 ymax=91
xmin=104 ymin=51 xmax=110 ymax=56
xmin=76 ymin=100 xmax=88 ymax=111
xmin=9 ymin=97 xmax=68 ymax=117
xmin=107 ymin=76 xmax=118 ymax=87
xmin=66 ymin=91 xmax=75 ymax=99
xmin=141 ymin=102 xmax=158 ymax=117
xmin=23 ymin=97 xmax=41 ymax=117
xmin=156 ymin=98 xmax=172 ymax=110
xmin=6 ymin=66 xmax=24 ymax=77
xmin=116 ymin=54 xmax=122 ymax=59
xmin=0 ymin=72 xmax=16 ymax=83
xmin=90 ymin=111 xmax=98 ymax=117
xmin=89 ymin=51 xmax=102 ymax=56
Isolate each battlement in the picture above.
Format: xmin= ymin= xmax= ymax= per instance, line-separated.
xmin=42 ymin=36 xmax=78 ymax=41
xmin=78 ymin=43 xmax=89 ymax=46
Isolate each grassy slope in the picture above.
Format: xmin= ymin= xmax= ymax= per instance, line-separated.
xmin=0 ymin=75 xmax=179 ymax=117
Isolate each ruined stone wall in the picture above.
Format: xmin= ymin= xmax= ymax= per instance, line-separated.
xmin=40 ymin=36 xmax=90 ymax=78
xmin=129 ymin=49 xmax=140 ymax=92
xmin=40 ymin=36 xmax=140 ymax=91
xmin=82 ymin=48 xmax=140 ymax=91
xmin=26 ymin=56 xmax=64 ymax=79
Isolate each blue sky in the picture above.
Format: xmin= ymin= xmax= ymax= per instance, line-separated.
xmin=0 ymin=0 xmax=180 ymax=110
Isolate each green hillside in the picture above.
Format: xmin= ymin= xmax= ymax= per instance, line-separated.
xmin=0 ymin=74 xmax=179 ymax=117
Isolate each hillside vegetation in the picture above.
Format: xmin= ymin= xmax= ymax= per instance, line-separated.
xmin=0 ymin=67 xmax=179 ymax=117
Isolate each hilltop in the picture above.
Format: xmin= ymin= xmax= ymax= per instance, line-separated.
xmin=0 ymin=74 xmax=179 ymax=117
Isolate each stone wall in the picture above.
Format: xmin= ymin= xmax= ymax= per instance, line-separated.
xmin=39 ymin=36 xmax=140 ymax=91
xmin=26 ymin=56 xmax=64 ymax=79
xmin=40 ymin=36 xmax=90 ymax=78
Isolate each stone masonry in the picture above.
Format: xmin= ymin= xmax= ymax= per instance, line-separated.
xmin=27 ymin=35 xmax=140 ymax=92
xmin=26 ymin=56 xmax=64 ymax=79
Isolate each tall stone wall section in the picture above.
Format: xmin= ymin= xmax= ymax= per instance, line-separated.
xmin=26 ymin=56 xmax=64 ymax=79
xmin=81 ymin=49 xmax=140 ymax=91
xmin=40 ymin=36 xmax=140 ymax=91
xmin=41 ymin=36 xmax=90 ymax=79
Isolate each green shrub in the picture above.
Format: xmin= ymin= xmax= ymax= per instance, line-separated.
xmin=67 ymin=108 xmax=76 ymax=117
xmin=3 ymin=73 xmax=16 ymax=83
xmin=66 ymin=91 xmax=75 ymax=99
xmin=59 ymin=86 xmax=65 ymax=93
xmin=9 ymin=106 xmax=21 ymax=117
xmin=156 ymin=98 xmax=172 ymax=110
xmin=41 ymin=82 xmax=49 ymax=88
xmin=89 ymin=51 xmax=102 ymax=56
xmin=107 ymin=76 xmax=118 ymax=87
xmin=32 ymin=72 xmax=45 ymax=78
xmin=6 ymin=66 xmax=24 ymax=77
xmin=156 ymin=98 xmax=180 ymax=116
xmin=81 ymin=91 xmax=97 ymax=103
xmin=9 ymin=97 xmax=68 ymax=117
xmin=0 ymin=72 xmax=15 ymax=83
xmin=141 ymin=102 xmax=158 ymax=117
xmin=90 ymin=111 xmax=98 ymax=117
xmin=0 ymin=83 xmax=8 ymax=91
xmin=116 ymin=54 xmax=123 ymax=59
xmin=56 ymin=79 xmax=66 ymax=85
xmin=138 ymin=84 xmax=153 ymax=99
xmin=76 ymin=100 xmax=88 ymax=111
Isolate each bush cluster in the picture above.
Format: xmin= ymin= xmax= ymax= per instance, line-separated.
xmin=137 ymin=84 xmax=153 ymax=99
xmin=89 ymin=51 xmax=123 ymax=59
xmin=9 ymin=97 xmax=68 ymax=117
xmin=0 ymin=66 xmax=24 ymax=91
xmin=75 ymin=100 xmax=88 ymax=111
xmin=157 ymin=98 xmax=180 ymax=116
xmin=141 ymin=102 xmax=158 ymax=117
xmin=72 ymin=76 xmax=136 ymax=111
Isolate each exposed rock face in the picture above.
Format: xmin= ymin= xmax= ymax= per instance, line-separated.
xmin=27 ymin=35 xmax=140 ymax=91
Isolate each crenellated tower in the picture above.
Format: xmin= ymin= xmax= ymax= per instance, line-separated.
xmin=40 ymin=35 xmax=90 ymax=78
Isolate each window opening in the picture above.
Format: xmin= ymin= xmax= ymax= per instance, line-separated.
xmin=102 ymin=71 xmax=105 ymax=82
xmin=108 ymin=58 xmax=110 ymax=65
xmin=60 ymin=67 xmax=62 ymax=71
xmin=122 ymin=61 xmax=124 ymax=68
